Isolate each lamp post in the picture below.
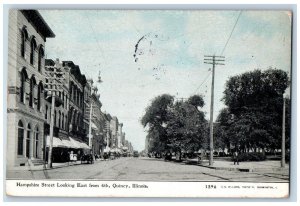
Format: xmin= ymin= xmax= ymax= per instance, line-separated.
xmin=281 ymin=88 xmax=290 ymax=168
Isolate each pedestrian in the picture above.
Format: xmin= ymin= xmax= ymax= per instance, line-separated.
xmin=233 ymin=150 xmax=239 ymax=165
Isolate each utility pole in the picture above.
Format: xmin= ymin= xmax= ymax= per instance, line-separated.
xmin=88 ymin=91 xmax=93 ymax=149
xmin=87 ymin=79 xmax=95 ymax=156
xmin=45 ymin=61 xmax=65 ymax=168
xmin=204 ymin=55 xmax=225 ymax=166
xmin=281 ymin=88 xmax=290 ymax=168
xmin=87 ymin=72 xmax=103 ymax=156
xmin=281 ymin=95 xmax=286 ymax=168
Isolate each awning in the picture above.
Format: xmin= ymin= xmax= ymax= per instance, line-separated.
xmin=46 ymin=136 xmax=90 ymax=149
xmin=61 ymin=138 xmax=74 ymax=148
xmin=69 ymin=137 xmax=82 ymax=149
xmin=79 ymin=141 xmax=90 ymax=149
xmin=46 ymin=136 xmax=66 ymax=148
xmin=111 ymin=148 xmax=122 ymax=154
xmin=69 ymin=137 xmax=90 ymax=149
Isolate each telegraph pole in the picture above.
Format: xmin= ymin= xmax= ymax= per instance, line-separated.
xmin=48 ymin=91 xmax=55 ymax=168
xmin=88 ymin=94 xmax=93 ymax=149
xmin=204 ymin=55 xmax=225 ymax=166
xmin=87 ymin=72 xmax=103 ymax=156
xmin=281 ymin=96 xmax=286 ymax=168
xmin=45 ymin=61 xmax=65 ymax=168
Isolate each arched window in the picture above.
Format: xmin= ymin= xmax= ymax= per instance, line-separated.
xmin=64 ymin=95 xmax=66 ymax=109
xmin=65 ymin=115 xmax=68 ymax=130
xmin=58 ymin=111 xmax=61 ymax=128
xmin=29 ymin=76 xmax=36 ymax=108
xmin=62 ymin=113 xmax=64 ymax=130
xmin=20 ymin=27 xmax=28 ymax=57
xmin=20 ymin=68 xmax=27 ymax=103
xmin=26 ymin=124 xmax=31 ymax=158
xmin=75 ymin=86 xmax=77 ymax=103
xmin=62 ymin=91 xmax=64 ymax=107
xmin=17 ymin=120 xmax=24 ymax=156
xmin=45 ymin=105 xmax=48 ymax=119
xmin=79 ymin=92 xmax=81 ymax=107
xmin=34 ymin=127 xmax=39 ymax=158
xmin=37 ymin=82 xmax=42 ymax=111
xmin=37 ymin=46 xmax=44 ymax=72
xmin=30 ymin=37 xmax=37 ymax=65
xmin=69 ymin=82 xmax=73 ymax=100
xmin=66 ymin=95 xmax=68 ymax=109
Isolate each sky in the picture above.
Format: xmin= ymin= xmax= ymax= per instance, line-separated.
xmin=39 ymin=10 xmax=291 ymax=151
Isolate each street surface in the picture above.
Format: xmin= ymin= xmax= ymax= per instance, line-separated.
xmin=7 ymin=157 xmax=289 ymax=182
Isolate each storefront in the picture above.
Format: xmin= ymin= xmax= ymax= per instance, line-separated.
xmin=46 ymin=136 xmax=90 ymax=163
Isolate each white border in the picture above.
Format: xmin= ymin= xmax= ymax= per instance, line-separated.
xmin=1 ymin=0 xmax=298 ymax=204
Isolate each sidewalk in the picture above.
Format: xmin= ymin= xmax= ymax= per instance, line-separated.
xmin=198 ymin=160 xmax=289 ymax=173
xmin=6 ymin=159 xmax=105 ymax=179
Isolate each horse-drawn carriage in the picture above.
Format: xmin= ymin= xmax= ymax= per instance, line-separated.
xmin=80 ymin=154 xmax=94 ymax=164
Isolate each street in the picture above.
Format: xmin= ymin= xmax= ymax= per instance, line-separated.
xmin=7 ymin=157 xmax=289 ymax=182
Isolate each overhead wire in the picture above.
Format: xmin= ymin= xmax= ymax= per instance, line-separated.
xmin=220 ymin=11 xmax=242 ymax=55
xmin=192 ymin=72 xmax=211 ymax=95
xmin=85 ymin=13 xmax=107 ymax=68
xmin=191 ymin=10 xmax=243 ymax=95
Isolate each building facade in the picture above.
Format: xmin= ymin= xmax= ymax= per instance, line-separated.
xmin=110 ymin=116 xmax=119 ymax=148
xmin=62 ymin=61 xmax=87 ymax=142
xmin=117 ymin=123 xmax=123 ymax=148
xmin=7 ymin=10 xmax=55 ymax=168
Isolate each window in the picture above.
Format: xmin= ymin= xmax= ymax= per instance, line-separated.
xmin=20 ymin=27 xmax=28 ymax=58
xmin=26 ymin=124 xmax=31 ymax=158
xmin=58 ymin=111 xmax=61 ymax=128
xmin=34 ymin=127 xmax=39 ymax=158
xmin=62 ymin=91 xmax=64 ymax=107
xmin=37 ymin=46 xmax=44 ymax=72
xmin=20 ymin=69 xmax=27 ymax=103
xmin=29 ymin=77 xmax=35 ymax=108
xmin=45 ymin=105 xmax=48 ymax=119
xmin=17 ymin=120 xmax=24 ymax=156
xmin=62 ymin=113 xmax=64 ymax=130
xmin=37 ymin=83 xmax=42 ymax=111
xmin=65 ymin=115 xmax=68 ymax=130
xmin=30 ymin=37 xmax=37 ymax=65
xmin=21 ymin=32 xmax=26 ymax=57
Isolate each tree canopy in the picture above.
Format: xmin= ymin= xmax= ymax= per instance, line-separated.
xmin=217 ymin=68 xmax=290 ymax=152
xmin=142 ymin=94 xmax=208 ymax=153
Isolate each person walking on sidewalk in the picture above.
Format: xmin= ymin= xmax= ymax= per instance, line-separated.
xmin=233 ymin=150 xmax=239 ymax=165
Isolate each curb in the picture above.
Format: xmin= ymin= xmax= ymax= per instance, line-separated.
xmin=198 ymin=164 xmax=252 ymax=172
xmin=198 ymin=164 xmax=289 ymax=173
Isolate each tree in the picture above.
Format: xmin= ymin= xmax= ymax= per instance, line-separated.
xmin=219 ymin=68 xmax=289 ymax=152
xmin=166 ymin=99 xmax=207 ymax=153
xmin=141 ymin=94 xmax=174 ymax=153
xmin=141 ymin=94 xmax=208 ymax=156
xmin=214 ymin=108 xmax=231 ymax=152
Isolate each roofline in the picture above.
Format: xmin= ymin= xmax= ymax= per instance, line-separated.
xmin=21 ymin=10 xmax=55 ymax=38
xmin=35 ymin=10 xmax=55 ymax=37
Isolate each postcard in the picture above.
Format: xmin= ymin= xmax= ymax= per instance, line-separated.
xmin=6 ymin=9 xmax=291 ymax=198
